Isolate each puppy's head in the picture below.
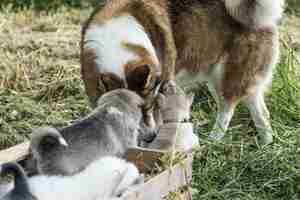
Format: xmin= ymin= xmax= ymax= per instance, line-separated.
xmin=0 ymin=162 xmax=25 ymax=179
xmin=0 ymin=162 xmax=36 ymax=199
xmin=97 ymin=88 xmax=159 ymax=145
xmin=30 ymin=127 xmax=68 ymax=159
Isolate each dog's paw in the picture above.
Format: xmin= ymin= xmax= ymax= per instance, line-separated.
xmin=256 ymin=131 xmax=273 ymax=147
xmin=208 ymin=131 xmax=225 ymax=141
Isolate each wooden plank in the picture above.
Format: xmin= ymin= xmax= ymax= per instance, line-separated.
xmin=125 ymin=147 xmax=165 ymax=173
xmin=122 ymin=155 xmax=193 ymax=200
xmin=0 ymin=142 xmax=30 ymax=164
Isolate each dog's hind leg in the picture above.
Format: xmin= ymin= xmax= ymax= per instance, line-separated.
xmin=244 ymin=92 xmax=273 ymax=146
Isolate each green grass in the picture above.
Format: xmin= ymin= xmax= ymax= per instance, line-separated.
xmin=286 ymin=0 xmax=300 ymax=15
xmin=0 ymin=7 xmax=299 ymax=200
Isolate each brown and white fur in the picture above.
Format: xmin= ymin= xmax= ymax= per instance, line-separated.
xmin=81 ymin=0 xmax=284 ymax=145
xmin=81 ymin=0 xmax=176 ymax=106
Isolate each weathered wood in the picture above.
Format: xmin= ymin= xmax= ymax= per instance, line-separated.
xmin=122 ymin=154 xmax=193 ymax=200
xmin=125 ymin=147 xmax=165 ymax=173
xmin=0 ymin=142 xmax=30 ymax=164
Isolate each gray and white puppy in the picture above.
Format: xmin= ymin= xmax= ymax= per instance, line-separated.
xmin=0 ymin=163 xmax=37 ymax=200
xmin=29 ymin=89 xmax=157 ymax=176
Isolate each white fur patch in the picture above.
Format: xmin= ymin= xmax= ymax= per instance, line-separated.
xmin=58 ymin=137 xmax=68 ymax=147
xmin=107 ymin=107 xmax=123 ymax=116
xmin=0 ymin=182 xmax=13 ymax=198
xmin=84 ymin=14 xmax=159 ymax=80
xmin=224 ymin=0 xmax=284 ymax=28
xmin=28 ymin=157 xmax=140 ymax=200
xmin=224 ymin=0 xmax=242 ymax=8
xmin=253 ymin=0 xmax=284 ymax=28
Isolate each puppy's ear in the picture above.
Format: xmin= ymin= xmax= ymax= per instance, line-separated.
xmin=187 ymin=93 xmax=195 ymax=106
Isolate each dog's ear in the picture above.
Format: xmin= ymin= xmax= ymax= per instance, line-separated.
xmin=122 ymin=42 xmax=158 ymax=97
xmin=125 ymin=64 xmax=152 ymax=95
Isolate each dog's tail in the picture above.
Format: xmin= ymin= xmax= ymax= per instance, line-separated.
xmin=30 ymin=127 xmax=68 ymax=158
xmin=224 ymin=0 xmax=284 ymax=29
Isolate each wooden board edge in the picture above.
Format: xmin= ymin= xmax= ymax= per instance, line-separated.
xmin=0 ymin=142 xmax=30 ymax=164
xmin=122 ymin=155 xmax=193 ymax=200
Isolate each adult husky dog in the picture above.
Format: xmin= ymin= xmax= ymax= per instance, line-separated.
xmin=81 ymin=0 xmax=284 ymax=145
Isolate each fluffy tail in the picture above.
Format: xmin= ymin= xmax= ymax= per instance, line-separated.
xmin=224 ymin=0 xmax=285 ymax=29
xmin=30 ymin=127 xmax=68 ymax=158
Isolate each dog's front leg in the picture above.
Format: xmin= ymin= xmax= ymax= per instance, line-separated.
xmin=209 ymin=98 xmax=235 ymax=141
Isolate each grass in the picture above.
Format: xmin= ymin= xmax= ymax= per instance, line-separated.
xmin=0 ymin=6 xmax=299 ymax=200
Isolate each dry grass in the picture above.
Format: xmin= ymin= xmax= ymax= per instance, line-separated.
xmin=0 ymin=7 xmax=90 ymax=148
xmin=0 ymin=6 xmax=299 ymax=200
